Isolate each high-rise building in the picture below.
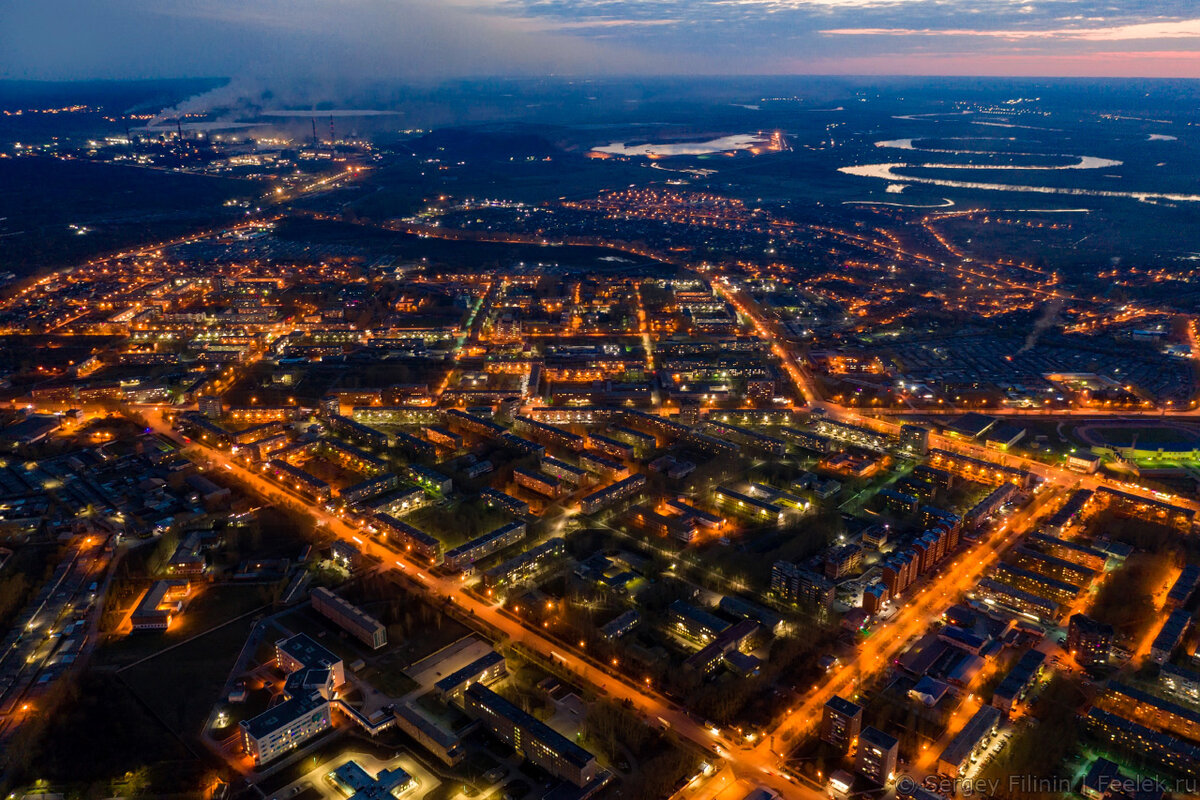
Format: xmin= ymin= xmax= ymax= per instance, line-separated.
xmin=821 ymin=696 xmax=863 ymax=752
xmin=854 ymin=726 xmax=899 ymax=785
xmin=771 ymin=561 xmax=835 ymax=607
xmin=677 ymin=398 xmax=701 ymax=426
xmin=198 ymin=394 xmax=224 ymax=419
xmin=899 ymin=424 xmax=930 ymax=455
xmin=862 ymin=582 xmax=888 ymax=615
xmin=824 ymin=544 xmax=863 ymax=580
xmin=1067 ymin=613 xmax=1114 ymax=668
xmin=319 ymin=394 xmax=341 ymax=417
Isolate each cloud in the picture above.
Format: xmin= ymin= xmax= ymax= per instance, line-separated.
xmin=821 ymin=17 xmax=1200 ymax=40
xmin=0 ymin=0 xmax=666 ymax=81
xmin=777 ymin=49 xmax=1200 ymax=78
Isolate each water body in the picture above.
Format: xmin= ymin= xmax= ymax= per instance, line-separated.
xmin=972 ymin=121 xmax=1061 ymax=131
xmin=592 ymin=134 xmax=769 ymax=157
xmin=918 ymin=156 xmax=1121 ymax=170
xmin=874 ymin=139 xmax=1120 ymax=169
xmin=839 ymin=163 xmax=1200 ymax=203
xmin=994 ymin=208 xmax=1091 ymax=213
xmin=843 ymin=198 xmax=955 ymax=208
xmin=892 ymin=111 xmax=974 ymax=121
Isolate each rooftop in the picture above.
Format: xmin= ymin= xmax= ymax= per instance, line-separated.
xmin=277 ymin=633 xmax=342 ymax=672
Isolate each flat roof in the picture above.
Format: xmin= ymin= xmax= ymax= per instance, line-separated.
xmin=939 ymin=705 xmax=1002 ymax=768
xmin=1085 ymin=708 xmax=1200 ymax=761
xmin=328 ymin=760 xmax=414 ymax=800
xmin=466 ymin=683 xmax=595 ymax=768
xmin=131 ymin=580 xmax=186 ymax=620
xmin=669 ymin=600 xmax=730 ymax=635
xmin=277 ymin=632 xmax=341 ymax=671
xmin=240 ymin=691 xmax=326 ymax=739
xmin=860 ymin=725 xmax=898 ymax=751
xmin=994 ymin=649 xmax=1046 ymax=700
xmin=1106 ymin=680 xmax=1200 ymax=726
xmin=435 ymin=650 xmax=505 ymax=694
xmin=824 ymin=695 xmax=862 ymax=718
xmin=311 ymin=587 xmax=385 ymax=636
xmin=945 ymin=413 xmax=998 ymax=438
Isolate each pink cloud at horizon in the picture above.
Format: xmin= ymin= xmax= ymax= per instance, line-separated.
xmin=822 ymin=18 xmax=1200 ymax=42
xmin=773 ymin=50 xmax=1200 ymax=79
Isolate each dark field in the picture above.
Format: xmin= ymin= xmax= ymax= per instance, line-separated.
xmin=0 ymin=156 xmax=254 ymax=276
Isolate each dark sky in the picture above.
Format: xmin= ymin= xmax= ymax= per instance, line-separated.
xmin=2 ymin=0 xmax=1199 ymax=82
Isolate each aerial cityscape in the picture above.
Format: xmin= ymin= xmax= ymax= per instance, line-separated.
xmin=3 ymin=3 xmax=1200 ymax=800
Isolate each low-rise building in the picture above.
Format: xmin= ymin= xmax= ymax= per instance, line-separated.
xmin=463 ymin=683 xmax=599 ymax=787
xmin=975 ymin=578 xmax=1062 ymax=621
xmin=513 ymin=467 xmax=561 ymax=499
xmin=1083 ymin=708 xmax=1200 ymax=774
xmin=992 ymin=562 xmax=1081 ymax=607
xmin=600 ymin=609 xmax=640 ymax=640
xmin=443 ymin=521 xmax=526 ymax=572
xmin=326 ymin=760 xmax=417 ymax=800
xmin=669 ymin=600 xmax=730 ymax=645
xmin=240 ymin=688 xmax=332 ymax=767
xmin=482 ymin=538 xmax=565 ymax=591
xmin=1097 ymin=681 xmax=1200 ymax=744
xmin=433 ymin=650 xmax=507 ymax=705
xmin=1161 ymin=662 xmax=1200 ymax=705
xmin=684 ymin=619 xmax=760 ymax=675
xmin=130 ymin=580 xmax=190 ymax=631
xmin=1012 ymin=547 xmax=1096 ymax=587
xmin=331 ymin=539 xmax=363 ymax=570
xmin=480 ymin=488 xmax=530 ymax=517
xmin=1150 ymin=608 xmax=1191 ymax=664
xmin=240 ymin=634 xmax=344 ymax=765
xmin=371 ymin=513 xmax=443 ymax=564
xmin=714 ymin=485 xmax=785 ymax=525
xmin=579 ymin=474 xmax=645 ymax=514
xmin=311 ymin=587 xmax=387 ymax=650
xmin=992 ymin=649 xmax=1045 ymax=711
xmin=1166 ymin=564 xmax=1200 ymax=609
xmin=938 ymin=705 xmax=1003 ymax=778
